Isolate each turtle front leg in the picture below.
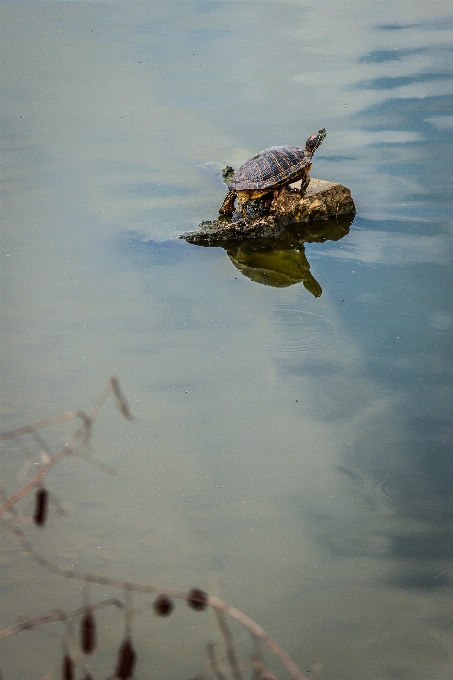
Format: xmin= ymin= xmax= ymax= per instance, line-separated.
xmin=299 ymin=165 xmax=312 ymax=196
xmin=235 ymin=190 xmax=270 ymax=220
xmin=219 ymin=189 xmax=236 ymax=216
xmin=230 ymin=192 xmax=250 ymax=222
xmin=236 ymin=192 xmax=250 ymax=218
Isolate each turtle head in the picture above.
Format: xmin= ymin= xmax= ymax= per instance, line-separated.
xmin=305 ymin=128 xmax=326 ymax=154
xmin=221 ymin=165 xmax=236 ymax=185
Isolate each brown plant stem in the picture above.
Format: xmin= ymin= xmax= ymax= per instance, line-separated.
xmin=0 ymin=377 xmax=127 ymax=520
xmin=213 ymin=609 xmax=243 ymax=680
xmin=206 ymin=642 xmax=228 ymax=680
xmin=0 ymin=599 xmax=122 ymax=641
xmin=252 ymin=657 xmax=279 ymax=680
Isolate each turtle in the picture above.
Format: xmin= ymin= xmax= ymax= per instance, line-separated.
xmin=219 ymin=128 xmax=326 ymax=218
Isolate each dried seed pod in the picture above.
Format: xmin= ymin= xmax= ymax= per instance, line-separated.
xmin=33 ymin=487 xmax=48 ymax=526
xmin=115 ymin=639 xmax=136 ymax=679
xmin=153 ymin=594 xmax=174 ymax=617
xmin=187 ymin=588 xmax=208 ymax=611
xmin=62 ymin=653 xmax=74 ymax=680
xmin=110 ymin=376 xmax=134 ymax=421
xmin=80 ymin=610 xmax=96 ymax=654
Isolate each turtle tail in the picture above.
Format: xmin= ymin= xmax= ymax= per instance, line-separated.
xmin=305 ymin=128 xmax=326 ymax=154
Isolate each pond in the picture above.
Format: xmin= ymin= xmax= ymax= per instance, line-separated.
xmin=1 ymin=1 xmax=452 ymax=679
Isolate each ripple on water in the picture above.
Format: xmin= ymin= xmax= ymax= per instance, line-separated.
xmin=271 ymin=308 xmax=345 ymax=356
xmin=338 ymin=466 xmax=453 ymax=512
xmin=370 ymin=471 xmax=453 ymax=511
xmin=424 ymin=562 xmax=453 ymax=598
xmin=171 ymin=493 xmax=229 ymax=517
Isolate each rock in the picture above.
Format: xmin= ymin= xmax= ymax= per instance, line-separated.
xmin=271 ymin=178 xmax=355 ymax=223
xmin=181 ymin=178 xmax=356 ymax=244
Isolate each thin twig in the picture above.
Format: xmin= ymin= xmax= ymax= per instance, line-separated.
xmin=0 ymin=410 xmax=91 ymax=442
xmin=213 ymin=609 xmax=243 ymax=680
xmin=206 ymin=642 xmax=228 ymax=680
xmin=251 ymin=635 xmax=263 ymax=680
xmin=0 ymin=377 xmax=128 ymax=519
xmin=109 ymin=376 xmax=134 ymax=422
xmin=208 ymin=596 xmax=308 ymax=680
xmin=0 ymin=599 xmax=122 ymax=641
xmin=30 ymin=429 xmax=54 ymax=461
xmin=251 ymin=657 xmax=279 ymax=680
xmin=0 ymin=428 xmax=90 ymax=519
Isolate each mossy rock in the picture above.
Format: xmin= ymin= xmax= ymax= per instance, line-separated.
xmin=181 ymin=179 xmax=356 ymax=244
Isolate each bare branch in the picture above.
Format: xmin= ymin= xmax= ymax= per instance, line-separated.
xmin=251 ymin=657 xmax=279 ymax=680
xmin=213 ymin=609 xmax=243 ymax=680
xmin=0 ymin=599 xmax=122 ymax=641
xmin=0 ymin=377 xmax=131 ymax=519
xmin=109 ymin=377 xmax=134 ymax=422
xmin=206 ymin=642 xmax=228 ymax=680
xmin=0 ymin=425 xmax=89 ymax=519
xmin=0 ymin=410 xmax=91 ymax=442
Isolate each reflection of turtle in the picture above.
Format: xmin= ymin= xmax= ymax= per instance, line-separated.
xmin=228 ymin=244 xmax=322 ymax=296
xmin=219 ymin=129 xmax=326 ymax=218
xmin=221 ymin=215 xmax=353 ymax=295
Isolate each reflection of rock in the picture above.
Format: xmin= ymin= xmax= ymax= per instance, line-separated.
xmin=181 ymin=178 xmax=355 ymax=244
xmin=194 ymin=216 xmax=353 ymax=295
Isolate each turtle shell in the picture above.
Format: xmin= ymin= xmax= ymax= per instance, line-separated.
xmin=229 ymin=146 xmax=313 ymax=192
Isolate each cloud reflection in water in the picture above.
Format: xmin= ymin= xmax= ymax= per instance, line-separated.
xmin=322 ymin=227 xmax=453 ymax=265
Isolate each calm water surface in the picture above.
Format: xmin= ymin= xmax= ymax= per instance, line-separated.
xmin=1 ymin=1 xmax=452 ymax=679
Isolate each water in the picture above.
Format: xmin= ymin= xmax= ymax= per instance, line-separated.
xmin=1 ymin=1 xmax=452 ymax=678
